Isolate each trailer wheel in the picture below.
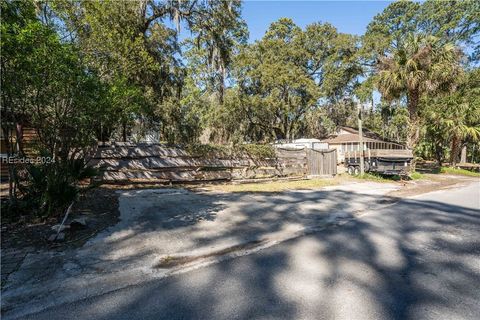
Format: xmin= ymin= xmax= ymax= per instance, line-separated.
xmin=364 ymin=162 xmax=370 ymax=172
xmin=354 ymin=166 xmax=360 ymax=175
xmin=347 ymin=166 xmax=354 ymax=175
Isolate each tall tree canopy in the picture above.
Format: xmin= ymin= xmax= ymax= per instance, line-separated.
xmin=375 ymin=34 xmax=463 ymax=150
xmin=232 ymin=18 xmax=360 ymax=141
xmin=49 ymin=0 xmax=247 ymax=141
xmin=362 ymin=0 xmax=478 ymax=165
xmin=2 ymin=0 xmax=479 ymax=157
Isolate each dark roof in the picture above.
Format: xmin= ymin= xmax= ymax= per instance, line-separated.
xmin=338 ymin=126 xmax=384 ymax=140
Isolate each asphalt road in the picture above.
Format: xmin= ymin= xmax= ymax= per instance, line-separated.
xmin=20 ymin=181 xmax=480 ymax=320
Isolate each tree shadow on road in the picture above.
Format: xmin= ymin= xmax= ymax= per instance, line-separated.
xmin=14 ymin=184 xmax=480 ymax=320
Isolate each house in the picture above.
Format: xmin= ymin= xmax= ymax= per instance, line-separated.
xmin=320 ymin=127 xmax=406 ymax=163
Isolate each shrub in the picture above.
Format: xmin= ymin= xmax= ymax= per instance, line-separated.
xmin=186 ymin=143 xmax=275 ymax=160
xmin=186 ymin=144 xmax=230 ymax=158
xmin=236 ymin=144 xmax=276 ymax=159
xmin=16 ymin=158 xmax=97 ymax=217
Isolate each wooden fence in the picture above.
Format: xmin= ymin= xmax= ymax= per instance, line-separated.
xmin=1 ymin=127 xmax=39 ymax=181
xmin=90 ymin=143 xmax=337 ymax=184
xmin=306 ymin=149 xmax=337 ymax=177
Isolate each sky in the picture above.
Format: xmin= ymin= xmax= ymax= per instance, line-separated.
xmin=239 ymin=1 xmax=393 ymax=104
xmin=242 ymin=1 xmax=393 ymax=42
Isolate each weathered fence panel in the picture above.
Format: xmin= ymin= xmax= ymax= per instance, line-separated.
xmin=90 ymin=144 xmax=336 ymax=183
xmin=306 ymin=149 xmax=337 ymax=176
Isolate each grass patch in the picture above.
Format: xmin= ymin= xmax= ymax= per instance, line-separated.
xmin=344 ymin=172 xmax=422 ymax=182
xmin=207 ymin=178 xmax=339 ymax=193
xmin=409 ymin=171 xmax=424 ymax=180
xmin=348 ymin=172 xmax=391 ymax=182
xmin=440 ymin=167 xmax=480 ymax=177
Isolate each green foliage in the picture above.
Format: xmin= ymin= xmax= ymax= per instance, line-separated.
xmin=1 ymin=0 xmax=54 ymax=124
xmin=363 ymin=104 xmax=410 ymax=144
xmin=363 ymin=0 xmax=421 ymax=57
xmin=363 ymin=0 xmax=479 ymax=61
xmin=186 ymin=144 xmax=230 ymax=158
xmin=51 ymin=0 xmax=249 ymax=143
xmin=419 ymin=0 xmax=480 ymax=62
xmin=186 ymin=143 xmax=275 ymax=160
xmin=375 ymin=34 xmax=462 ymax=102
xmin=440 ymin=167 xmax=480 ymax=177
xmin=236 ymin=144 xmax=276 ymax=159
xmin=373 ymin=33 xmax=463 ymax=156
xmin=422 ymin=69 xmax=480 ymax=164
xmin=231 ymin=18 xmax=360 ymax=141
xmin=1 ymin=0 xmax=102 ymax=217
xmin=235 ymin=18 xmax=319 ymax=140
xmin=304 ymin=108 xmax=337 ymax=139
xmin=186 ymin=0 xmax=248 ymax=104
xmin=202 ymin=89 xmax=251 ymax=144
xmin=363 ymin=0 xmax=477 ymax=163
xmin=352 ymin=173 xmax=390 ymax=182
xmin=409 ymin=171 xmax=424 ymax=180
xmin=1 ymin=0 xmax=101 ymax=154
xmin=16 ymin=158 xmax=97 ymax=217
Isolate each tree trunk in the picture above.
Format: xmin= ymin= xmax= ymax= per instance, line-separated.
xmin=283 ymin=116 xmax=289 ymax=141
xmin=406 ymin=89 xmax=420 ymax=169
xmin=460 ymin=145 xmax=467 ymax=164
xmin=219 ymin=81 xmax=224 ymax=106
xmin=450 ymin=135 xmax=460 ymax=166
xmin=2 ymin=126 xmax=16 ymax=204
xmin=122 ymin=122 xmax=127 ymax=142
xmin=218 ymin=68 xmax=225 ymax=105
xmin=434 ymin=144 xmax=443 ymax=166
xmin=273 ymin=127 xmax=283 ymax=141
xmin=15 ymin=122 xmax=24 ymax=156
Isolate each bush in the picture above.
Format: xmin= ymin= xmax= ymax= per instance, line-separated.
xmin=16 ymin=158 xmax=97 ymax=217
xmin=186 ymin=143 xmax=275 ymax=160
xmin=186 ymin=144 xmax=230 ymax=158
xmin=236 ymin=144 xmax=276 ymax=159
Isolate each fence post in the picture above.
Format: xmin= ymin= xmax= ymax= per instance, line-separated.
xmin=305 ymin=148 xmax=309 ymax=177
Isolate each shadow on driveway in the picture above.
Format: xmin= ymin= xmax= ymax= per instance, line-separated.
xmin=10 ymin=182 xmax=480 ymax=320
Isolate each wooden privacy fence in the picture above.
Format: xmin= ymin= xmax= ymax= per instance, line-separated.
xmin=89 ymin=143 xmax=337 ymax=184
xmin=306 ymin=148 xmax=337 ymax=176
xmin=1 ymin=127 xmax=40 ymax=181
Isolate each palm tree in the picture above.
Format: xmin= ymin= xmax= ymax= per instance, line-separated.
xmin=424 ymin=69 xmax=480 ymax=166
xmin=425 ymin=101 xmax=480 ymax=166
xmin=375 ymin=34 xmax=463 ymax=155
